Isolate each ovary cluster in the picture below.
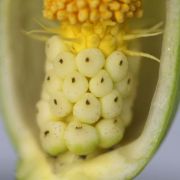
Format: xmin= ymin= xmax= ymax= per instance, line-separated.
xmin=37 ymin=36 xmax=136 ymax=156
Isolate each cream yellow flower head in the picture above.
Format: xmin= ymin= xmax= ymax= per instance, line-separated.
xmin=43 ymin=0 xmax=143 ymax=24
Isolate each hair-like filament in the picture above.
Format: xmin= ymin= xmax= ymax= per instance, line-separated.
xmin=25 ymin=20 xmax=163 ymax=63
xmin=130 ymin=22 xmax=163 ymax=34
xmin=120 ymin=48 xmax=160 ymax=63
xmin=123 ymin=31 xmax=163 ymax=41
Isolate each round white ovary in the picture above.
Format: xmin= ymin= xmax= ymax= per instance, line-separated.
xmin=43 ymin=70 xmax=63 ymax=95
xmin=115 ymin=73 xmax=134 ymax=98
xmin=65 ymin=121 xmax=99 ymax=155
xmin=101 ymin=90 xmax=123 ymax=118
xmin=49 ymin=92 xmax=72 ymax=118
xmin=46 ymin=36 xmax=68 ymax=61
xmin=96 ymin=118 xmax=125 ymax=148
xmin=76 ymin=48 xmax=105 ymax=77
xmin=73 ymin=93 xmax=101 ymax=124
xmin=89 ymin=70 xmax=113 ymax=97
xmin=40 ymin=121 xmax=67 ymax=156
xmin=53 ymin=52 xmax=76 ymax=78
xmin=63 ymin=71 xmax=88 ymax=102
xmin=105 ymin=51 xmax=129 ymax=82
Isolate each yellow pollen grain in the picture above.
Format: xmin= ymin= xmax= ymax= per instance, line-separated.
xmin=121 ymin=4 xmax=130 ymax=13
xmin=51 ymin=3 xmax=58 ymax=12
xmin=43 ymin=0 xmax=143 ymax=24
xmin=108 ymin=2 xmax=121 ymax=11
xmin=120 ymin=0 xmax=131 ymax=4
xmin=76 ymin=0 xmax=87 ymax=8
xmin=66 ymin=2 xmax=77 ymax=13
xmin=102 ymin=10 xmax=113 ymax=20
xmin=102 ymin=0 xmax=112 ymax=3
xmin=99 ymin=4 xmax=108 ymax=12
xmin=90 ymin=10 xmax=99 ymax=23
xmin=78 ymin=8 xmax=89 ymax=22
xmin=57 ymin=2 xmax=65 ymax=9
xmin=115 ymin=11 xmax=124 ymax=23
xmin=89 ymin=0 xmax=100 ymax=9
xmin=57 ymin=10 xmax=67 ymax=20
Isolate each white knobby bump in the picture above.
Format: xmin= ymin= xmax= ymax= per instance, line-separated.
xmin=49 ymin=92 xmax=72 ymax=118
xmin=53 ymin=51 xmax=76 ymax=78
xmin=89 ymin=70 xmax=113 ymax=97
xmin=115 ymin=73 xmax=134 ymax=97
xmin=63 ymin=71 xmax=88 ymax=102
xmin=40 ymin=121 xmax=67 ymax=156
xmin=105 ymin=51 xmax=129 ymax=82
xmin=76 ymin=48 xmax=105 ymax=77
xmin=96 ymin=118 xmax=125 ymax=148
xmin=43 ymin=70 xmax=63 ymax=95
xmin=65 ymin=121 xmax=99 ymax=155
xmin=101 ymin=90 xmax=123 ymax=118
xmin=73 ymin=93 xmax=101 ymax=124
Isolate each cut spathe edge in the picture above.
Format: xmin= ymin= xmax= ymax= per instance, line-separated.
xmin=0 ymin=0 xmax=180 ymax=179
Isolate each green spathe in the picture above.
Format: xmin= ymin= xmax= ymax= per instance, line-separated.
xmin=0 ymin=0 xmax=180 ymax=179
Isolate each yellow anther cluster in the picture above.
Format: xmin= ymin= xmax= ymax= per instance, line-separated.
xmin=43 ymin=0 xmax=143 ymax=24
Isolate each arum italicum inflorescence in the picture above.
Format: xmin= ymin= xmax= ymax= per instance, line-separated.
xmin=2 ymin=0 xmax=180 ymax=179
xmin=37 ymin=0 xmax=162 ymax=158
